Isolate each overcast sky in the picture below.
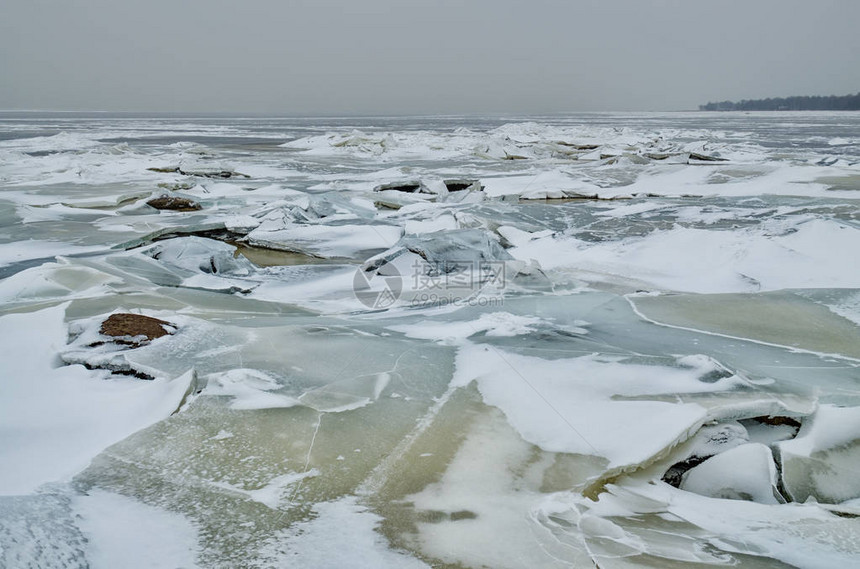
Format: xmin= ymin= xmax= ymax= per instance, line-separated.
xmin=2 ymin=0 xmax=858 ymax=114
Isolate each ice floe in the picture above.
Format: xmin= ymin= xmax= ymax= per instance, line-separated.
xmin=0 ymin=304 xmax=195 ymax=494
xmin=2 ymin=113 xmax=860 ymax=568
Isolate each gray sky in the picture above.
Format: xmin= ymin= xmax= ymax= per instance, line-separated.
xmin=2 ymin=0 xmax=858 ymax=114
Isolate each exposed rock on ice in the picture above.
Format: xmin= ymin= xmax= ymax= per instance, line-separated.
xmin=4 ymin=115 xmax=860 ymax=566
xmin=146 ymin=194 xmax=202 ymax=211
xmin=146 ymin=164 xmax=248 ymax=179
xmin=99 ymin=313 xmax=176 ymax=346
xmin=645 ymin=151 xmax=729 ymax=164
xmin=0 ymin=304 xmax=196 ymax=494
xmin=688 ymin=151 xmax=728 ymax=163
xmin=63 ymin=311 xmax=188 ymax=380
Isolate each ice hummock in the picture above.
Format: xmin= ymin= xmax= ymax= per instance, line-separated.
xmin=2 ymin=113 xmax=860 ymax=568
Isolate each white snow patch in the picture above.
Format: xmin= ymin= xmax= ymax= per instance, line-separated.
xmin=0 ymin=304 xmax=195 ymax=495
xmin=269 ymin=496 xmax=429 ymax=568
xmin=73 ymin=489 xmax=200 ymax=569
xmin=451 ymin=344 xmax=743 ymax=468
xmin=205 ymin=369 xmax=300 ymax=411
xmin=390 ymin=312 xmax=547 ymax=342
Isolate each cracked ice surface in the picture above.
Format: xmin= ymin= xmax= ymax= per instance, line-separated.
xmin=2 ymin=113 xmax=860 ymax=568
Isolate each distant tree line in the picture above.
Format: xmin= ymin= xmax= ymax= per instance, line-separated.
xmin=699 ymin=92 xmax=860 ymax=111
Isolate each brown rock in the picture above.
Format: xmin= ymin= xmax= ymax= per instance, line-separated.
xmin=100 ymin=313 xmax=175 ymax=345
xmin=146 ymin=196 xmax=202 ymax=211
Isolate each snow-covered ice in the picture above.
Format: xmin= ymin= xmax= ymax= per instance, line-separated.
xmin=2 ymin=112 xmax=859 ymax=568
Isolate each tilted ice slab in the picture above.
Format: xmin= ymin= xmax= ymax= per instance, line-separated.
xmin=481 ymin=170 xmax=607 ymax=199
xmin=0 ymin=259 xmax=123 ymax=309
xmin=0 ymin=304 xmax=195 ymax=495
xmin=247 ymin=223 xmax=403 ymax=259
xmin=512 ymin=216 xmax=860 ymax=293
xmin=404 ymin=406 xmax=592 ymax=569
xmin=449 ymin=343 xmax=743 ymax=470
xmin=778 ymin=404 xmax=860 ymax=504
xmin=680 ymin=442 xmax=782 ymax=504
xmin=558 ymin=480 xmax=860 ymax=568
xmin=0 ymin=240 xmax=107 ymax=269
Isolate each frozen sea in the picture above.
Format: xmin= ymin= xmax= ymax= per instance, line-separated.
xmin=1 ymin=111 xmax=859 ymax=568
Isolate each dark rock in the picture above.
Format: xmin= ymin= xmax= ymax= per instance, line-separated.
xmin=374 ymin=181 xmax=424 ymax=193
xmin=146 ymin=195 xmax=202 ymax=212
xmin=373 ymin=200 xmax=402 ymax=210
xmin=147 ymin=166 xmax=249 ymax=179
xmin=449 ymin=510 xmax=478 ymax=521
xmin=555 ymin=142 xmax=600 ymax=150
xmin=147 ymin=166 xmax=180 ymax=174
xmin=662 ymin=455 xmax=709 ymax=487
xmin=81 ymin=362 xmax=155 ymax=380
xmin=645 ymin=152 xmax=673 ymax=160
xmin=416 ymin=510 xmax=478 ymax=523
xmin=100 ymin=313 xmax=175 ymax=345
xmin=752 ymin=415 xmax=802 ymax=429
xmin=661 ymin=422 xmax=750 ymax=488
xmin=179 ymin=169 xmax=242 ymax=179
xmin=503 ymin=152 xmax=528 ymax=160
xmin=444 ymin=179 xmax=482 ymax=192
xmin=688 ymin=152 xmax=728 ymax=162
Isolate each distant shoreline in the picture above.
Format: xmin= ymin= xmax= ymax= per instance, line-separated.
xmin=700 ymin=93 xmax=860 ymax=111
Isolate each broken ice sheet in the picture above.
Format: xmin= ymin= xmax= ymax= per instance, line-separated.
xmin=247 ymin=223 xmax=403 ymax=259
xmin=778 ymin=404 xmax=860 ymax=504
xmin=71 ymin=335 xmax=454 ymax=567
xmin=448 ymin=343 xmax=738 ymax=471
xmin=3 ymin=114 xmax=860 ymax=568
xmin=398 ymin=404 xmax=594 ymax=569
xmin=680 ymin=443 xmax=782 ymax=504
xmin=73 ymin=489 xmax=201 ymax=569
xmin=561 ymin=480 xmax=860 ymax=568
xmin=0 ymin=304 xmax=196 ymax=494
